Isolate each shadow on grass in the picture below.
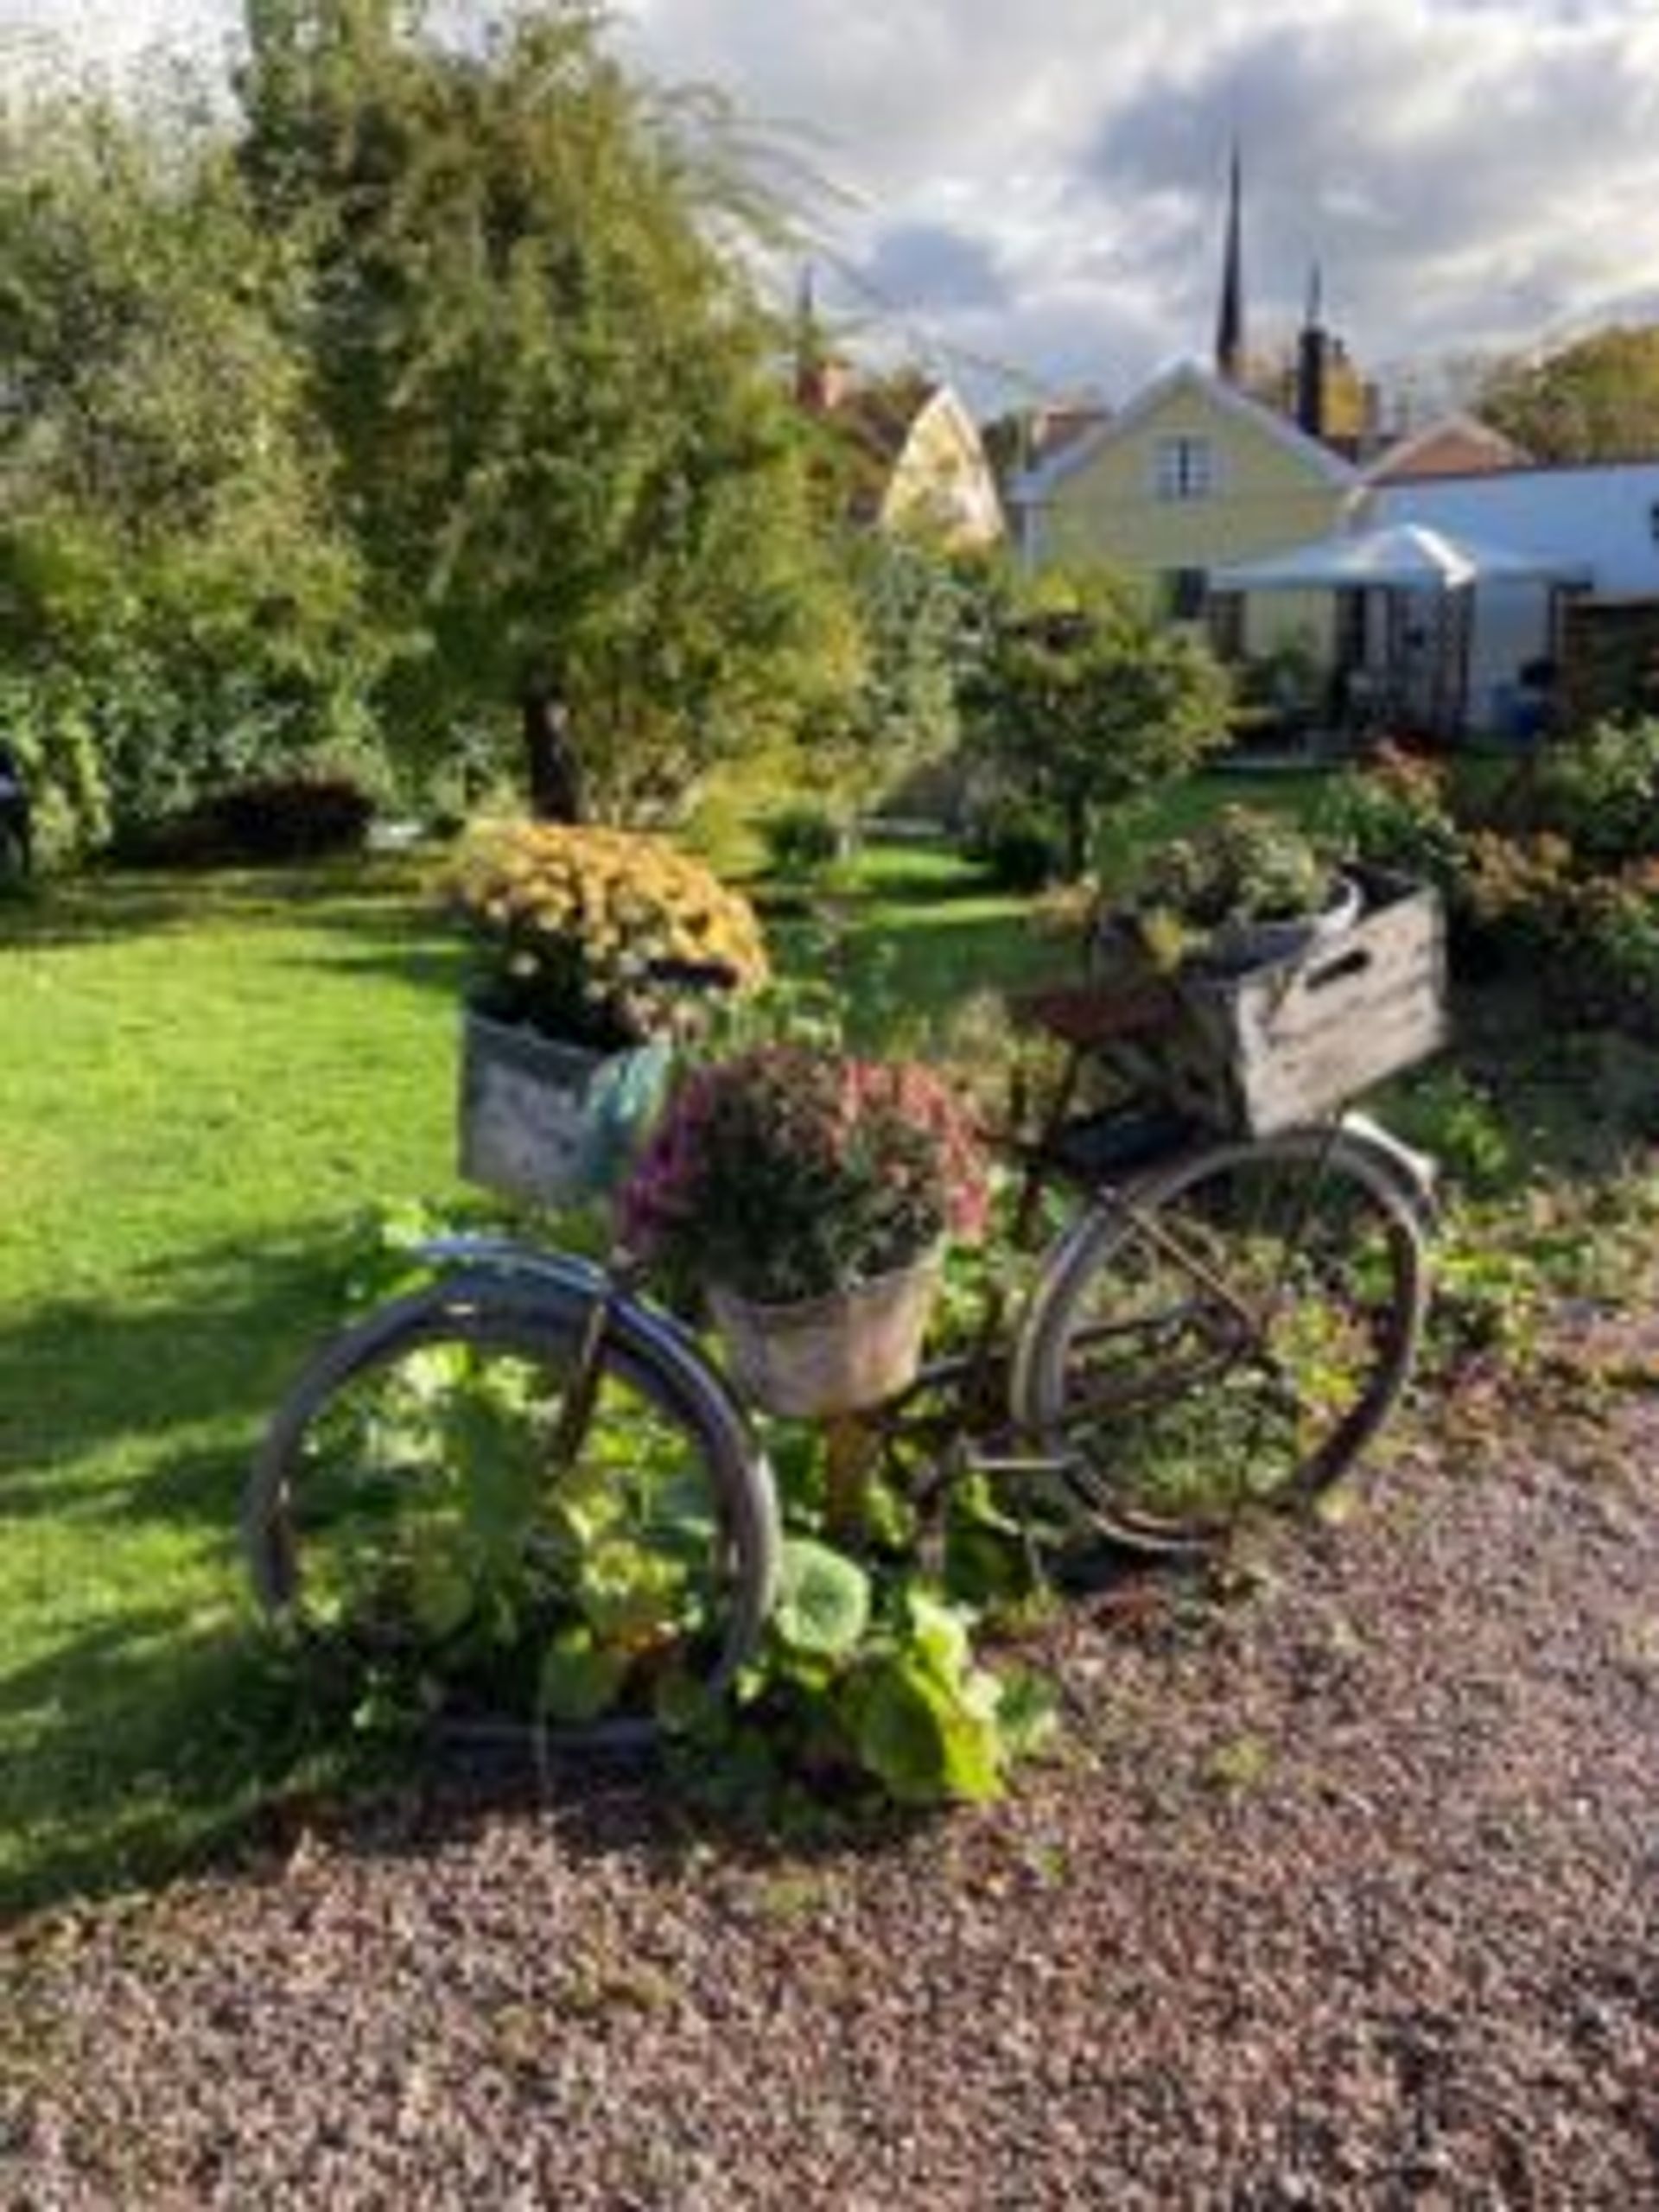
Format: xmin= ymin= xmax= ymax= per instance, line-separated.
xmin=0 ymin=1228 xmax=363 ymax=1524
xmin=0 ymin=1603 xmax=391 ymax=1921
xmin=0 ymin=855 xmax=439 ymax=953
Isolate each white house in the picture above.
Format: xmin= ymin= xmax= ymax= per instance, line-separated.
xmin=1373 ymin=459 xmax=1659 ymax=731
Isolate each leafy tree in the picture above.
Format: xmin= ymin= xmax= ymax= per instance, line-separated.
xmin=237 ymin=0 xmax=855 ymax=817
xmin=1479 ymin=326 xmax=1659 ymax=463
xmin=803 ymin=533 xmax=971 ymax=817
xmin=963 ymin=565 xmax=1231 ymax=876
xmin=0 ymin=85 xmax=384 ymax=849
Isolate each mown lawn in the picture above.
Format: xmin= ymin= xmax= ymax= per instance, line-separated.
xmin=0 ymin=846 xmax=1060 ymax=1914
xmin=3 ymin=794 xmax=1649 ymax=1918
xmin=0 ymin=861 xmax=477 ymax=1913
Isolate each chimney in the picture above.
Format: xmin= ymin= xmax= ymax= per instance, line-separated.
xmin=1296 ymin=262 xmax=1328 ymax=441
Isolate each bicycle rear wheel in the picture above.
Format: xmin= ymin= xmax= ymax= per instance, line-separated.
xmin=1015 ymin=1127 xmax=1427 ymax=1554
xmin=245 ymin=1273 xmax=777 ymax=1739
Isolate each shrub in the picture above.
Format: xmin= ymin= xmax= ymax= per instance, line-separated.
xmin=1130 ymin=804 xmax=1336 ymax=933
xmin=117 ymin=774 xmax=378 ymax=866
xmin=1323 ymin=744 xmax=1467 ymax=892
xmin=759 ymin=801 xmax=846 ymax=880
xmin=1520 ymin=716 xmax=1659 ymax=869
xmin=963 ymin=798 xmax=1068 ymax=891
xmin=444 ymin=820 xmax=770 ymax=1051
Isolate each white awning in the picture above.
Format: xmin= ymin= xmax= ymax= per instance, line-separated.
xmin=1211 ymin=521 xmax=1592 ymax=594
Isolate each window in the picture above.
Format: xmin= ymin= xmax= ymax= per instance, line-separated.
xmin=1154 ymin=435 xmax=1215 ymax=502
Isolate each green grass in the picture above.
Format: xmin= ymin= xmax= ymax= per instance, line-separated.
xmin=0 ymin=844 xmax=1065 ymax=1913
xmin=0 ymin=859 xmax=473 ymax=1914
xmin=3 ymin=791 xmax=1651 ymax=1916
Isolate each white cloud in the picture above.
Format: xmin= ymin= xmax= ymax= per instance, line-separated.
xmin=10 ymin=0 xmax=1659 ymax=414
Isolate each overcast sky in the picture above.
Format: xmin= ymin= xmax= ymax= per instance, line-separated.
xmin=6 ymin=0 xmax=1659 ymax=415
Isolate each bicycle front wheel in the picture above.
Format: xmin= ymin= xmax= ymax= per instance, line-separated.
xmin=1015 ymin=1127 xmax=1428 ymax=1553
xmin=245 ymin=1274 xmax=776 ymax=1738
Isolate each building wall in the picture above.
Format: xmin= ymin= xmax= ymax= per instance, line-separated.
xmin=1375 ymin=462 xmax=1659 ymax=728
xmin=1023 ymin=373 xmax=1354 ymax=655
xmin=881 ymin=389 xmax=1005 ymax=550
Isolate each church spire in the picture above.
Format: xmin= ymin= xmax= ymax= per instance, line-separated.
xmin=1215 ymin=140 xmax=1244 ymax=383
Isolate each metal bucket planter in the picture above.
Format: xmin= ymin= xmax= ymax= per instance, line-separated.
xmin=706 ymin=1250 xmax=942 ymax=1419
xmin=459 ymin=1007 xmax=669 ymax=1207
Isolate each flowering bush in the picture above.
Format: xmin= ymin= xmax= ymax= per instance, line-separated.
xmin=1324 ymin=743 xmax=1467 ymax=892
xmin=620 ymin=1046 xmax=989 ymax=1303
xmin=444 ymin=820 xmax=769 ymax=1051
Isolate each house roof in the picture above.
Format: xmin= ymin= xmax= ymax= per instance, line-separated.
xmin=1365 ymin=411 xmax=1529 ymax=484
xmin=1009 ymin=358 xmax=1361 ymax=505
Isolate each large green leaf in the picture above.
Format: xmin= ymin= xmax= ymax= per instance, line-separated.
xmin=849 ymin=1655 xmax=1005 ymax=1806
xmin=772 ymin=1538 xmax=871 ymax=1659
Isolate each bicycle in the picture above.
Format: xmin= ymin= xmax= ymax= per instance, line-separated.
xmin=244 ymin=960 xmax=1439 ymax=1745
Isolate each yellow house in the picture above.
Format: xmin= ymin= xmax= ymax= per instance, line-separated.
xmin=802 ymin=362 xmax=1004 ymax=551
xmin=1010 ymin=359 xmax=1361 ymax=657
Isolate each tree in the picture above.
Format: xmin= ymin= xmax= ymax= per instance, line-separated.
xmin=0 ymin=82 xmax=384 ymax=849
xmin=963 ymin=566 xmax=1231 ymax=877
xmin=237 ymin=0 xmax=855 ymax=817
xmin=800 ymin=532 xmax=971 ymax=818
xmin=1479 ymin=326 xmax=1659 ymax=463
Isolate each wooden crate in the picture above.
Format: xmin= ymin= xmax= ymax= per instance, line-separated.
xmin=1157 ymin=874 xmax=1450 ymax=1137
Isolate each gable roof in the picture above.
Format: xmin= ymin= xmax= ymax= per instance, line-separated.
xmin=1364 ymin=411 xmax=1529 ymax=484
xmin=1010 ymin=358 xmax=1361 ymax=505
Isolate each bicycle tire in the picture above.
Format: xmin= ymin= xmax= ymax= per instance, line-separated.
xmin=1013 ymin=1125 xmax=1428 ymax=1554
xmin=245 ymin=1272 xmax=778 ymax=1741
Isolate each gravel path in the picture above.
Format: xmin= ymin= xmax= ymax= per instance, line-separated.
xmin=3 ymin=1385 xmax=1656 ymax=2209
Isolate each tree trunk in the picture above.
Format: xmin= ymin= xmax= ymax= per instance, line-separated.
xmin=522 ymin=686 xmax=584 ymax=823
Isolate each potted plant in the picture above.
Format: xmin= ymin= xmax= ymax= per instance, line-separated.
xmin=619 ymin=1045 xmax=990 ymax=1416
xmin=443 ymin=821 xmax=771 ymax=1205
xmin=1118 ymin=804 xmax=1358 ymax=975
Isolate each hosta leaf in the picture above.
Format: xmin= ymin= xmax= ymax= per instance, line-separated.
xmin=772 ymin=1538 xmax=871 ymax=1659
xmin=850 ymin=1656 xmax=1004 ymax=1806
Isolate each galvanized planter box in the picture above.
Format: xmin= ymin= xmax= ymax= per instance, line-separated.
xmin=1160 ymin=872 xmax=1450 ymax=1137
xmin=458 ymin=1007 xmax=665 ymax=1208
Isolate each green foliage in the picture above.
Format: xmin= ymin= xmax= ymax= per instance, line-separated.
xmin=963 ymin=797 xmax=1069 ymax=892
xmin=1122 ymin=804 xmax=1337 ymax=967
xmin=127 ymin=774 xmax=378 ymax=866
xmin=772 ymin=1538 xmax=872 ymax=1658
xmin=1321 ymin=745 xmax=1467 ymax=894
xmin=238 ymin=0 xmax=856 ymax=810
xmin=963 ymin=563 xmax=1231 ymax=876
xmin=803 ymin=534 xmax=976 ymax=812
xmin=0 ymin=86 xmax=388 ymax=845
xmin=759 ymin=801 xmax=848 ymax=882
xmin=1479 ymin=325 xmax=1659 ymax=463
xmin=1520 ymin=717 xmax=1659 ymax=869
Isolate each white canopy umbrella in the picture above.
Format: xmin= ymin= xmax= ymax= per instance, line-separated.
xmin=1211 ymin=520 xmax=1590 ymax=739
xmin=1212 ymin=520 xmax=1590 ymax=594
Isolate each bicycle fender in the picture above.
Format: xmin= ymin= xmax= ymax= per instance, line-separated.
xmin=1338 ymin=1112 xmax=1441 ymax=1230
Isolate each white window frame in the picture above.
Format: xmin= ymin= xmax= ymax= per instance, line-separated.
xmin=1153 ymin=434 xmax=1216 ymax=503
